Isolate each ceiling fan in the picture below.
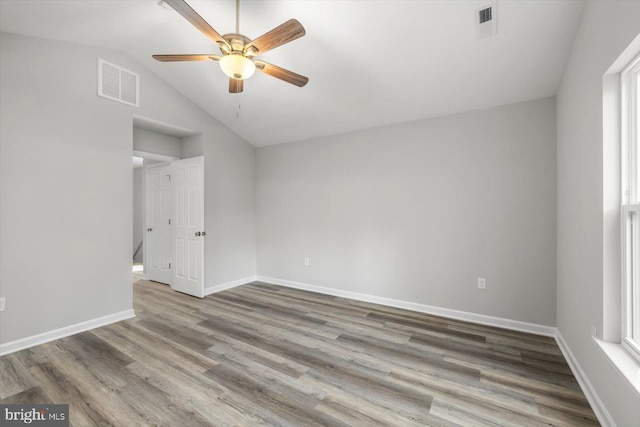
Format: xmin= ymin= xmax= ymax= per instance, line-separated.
xmin=153 ymin=0 xmax=309 ymax=93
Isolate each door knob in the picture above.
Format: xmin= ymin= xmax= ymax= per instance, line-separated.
xmin=195 ymin=231 xmax=201 ymax=237
xmin=147 ymin=228 xmax=152 ymax=232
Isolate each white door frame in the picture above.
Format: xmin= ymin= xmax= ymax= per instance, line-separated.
xmin=134 ymin=150 xmax=178 ymax=163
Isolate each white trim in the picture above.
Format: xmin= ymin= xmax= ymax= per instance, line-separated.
xmin=133 ymin=150 xmax=179 ymax=163
xmin=0 ymin=309 xmax=135 ymax=356
xmin=603 ymin=72 xmax=623 ymax=343
xmin=596 ymin=338 xmax=640 ymax=396
xmin=132 ymin=114 xmax=198 ymax=138
xmin=204 ymin=275 xmax=257 ymax=295
xmin=256 ymin=276 xmax=556 ymax=337
xmin=554 ymin=331 xmax=616 ymax=427
xmin=621 ymin=50 xmax=640 ymax=360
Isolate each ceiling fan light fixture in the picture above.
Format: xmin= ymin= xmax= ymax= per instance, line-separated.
xmin=219 ymin=53 xmax=255 ymax=80
xmin=153 ymin=0 xmax=308 ymax=93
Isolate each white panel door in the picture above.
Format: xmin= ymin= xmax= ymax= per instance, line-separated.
xmin=146 ymin=165 xmax=172 ymax=285
xmin=171 ymin=157 xmax=204 ymax=298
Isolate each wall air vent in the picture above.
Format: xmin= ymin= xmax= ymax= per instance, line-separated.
xmin=98 ymin=58 xmax=140 ymax=107
xmin=479 ymin=7 xmax=492 ymax=23
xmin=475 ymin=3 xmax=497 ymax=39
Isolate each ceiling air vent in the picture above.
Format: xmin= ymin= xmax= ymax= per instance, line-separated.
xmin=475 ymin=3 xmax=497 ymax=39
xmin=98 ymin=58 xmax=140 ymax=107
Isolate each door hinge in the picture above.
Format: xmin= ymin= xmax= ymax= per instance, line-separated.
xmin=169 ymin=262 xmax=171 ymax=269
xmin=168 ymin=218 xmax=171 ymax=225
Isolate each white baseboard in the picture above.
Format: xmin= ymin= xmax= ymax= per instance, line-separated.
xmin=204 ymin=275 xmax=257 ymax=296
xmin=554 ymin=330 xmax=615 ymax=427
xmin=256 ymin=276 xmax=556 ymax=337
xmin=0 ymin=309 xmax=136 ymax=357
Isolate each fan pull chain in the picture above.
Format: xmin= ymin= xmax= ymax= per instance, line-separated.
xmin=236 ymin=102 xmax=241 ymax=119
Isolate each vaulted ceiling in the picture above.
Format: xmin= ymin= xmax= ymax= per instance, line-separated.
xmin=0 ymin=0 xmax=585 ymax=147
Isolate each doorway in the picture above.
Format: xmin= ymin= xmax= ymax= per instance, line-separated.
xmin=144 ymin=157 xmax=205 ymax=297
xmin=131 ymin=115 xmax=204 ymax=297
xmin=132 ymin=151 xmax=177 ymax=281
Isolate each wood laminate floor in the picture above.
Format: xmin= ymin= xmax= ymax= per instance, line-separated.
xmin=1 ymin=280 xmax=598 ymax=426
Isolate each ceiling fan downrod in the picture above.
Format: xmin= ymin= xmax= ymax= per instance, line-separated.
xmin=235 ymin=0 xmax=240 ymax=34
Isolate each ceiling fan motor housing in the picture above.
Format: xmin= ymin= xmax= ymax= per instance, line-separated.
xmin=220 ymin=33 xmax=256 ymax=56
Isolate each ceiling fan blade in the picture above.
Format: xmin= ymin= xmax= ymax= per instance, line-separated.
xmin=229 ymin=78 xmax=244 ymax=93
xmin=254 ymin=60 xmax=308 ymax=87
xmin=245 ymin=19 xmax=305 ymax=56
xmin=153 ymin=54 xmax=221 ymax=62
xmin=164 ymin=0 xmax=230 ymax=50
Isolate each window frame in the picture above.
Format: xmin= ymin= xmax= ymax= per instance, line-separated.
xmin=621 ymin=52 xmax=640 ymax=361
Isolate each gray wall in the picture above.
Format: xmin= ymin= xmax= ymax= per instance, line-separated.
xmin=132 ymin=167 xmax=144 ymax=262
xmin=257 ymin=97 xmax=557 ymax=326
xmin=182 ymin=134 xmax=204 ymax=159
xmin=556 ymin=1 xmax=640 ymax=425
xmin=0 ymin=32 xmax=256 ymax=345
xmin=133 ymin=127 xmax=182 ymax=158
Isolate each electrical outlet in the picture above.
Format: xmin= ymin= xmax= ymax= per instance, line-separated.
xmin=0 ymin=297 xmax=5 ymax=312
xmin=477 ymin=278 xmax=486 ymax=289
xmin=304 ymin=257 xmax=310 ymax=266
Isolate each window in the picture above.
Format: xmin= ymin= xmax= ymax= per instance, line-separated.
xmin=621 ymin=52 xmax=640 ymax=359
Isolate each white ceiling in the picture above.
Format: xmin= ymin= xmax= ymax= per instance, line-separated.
xmin=0 ymin=0 xmax=585 ymax=147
